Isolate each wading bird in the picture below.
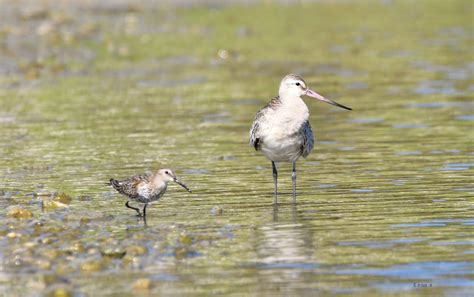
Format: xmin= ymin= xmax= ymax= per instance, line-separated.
xmin=108 ymin=169 xmax=191 ymax=217
xmin=249 ymin=74 xmax=351 ymax=204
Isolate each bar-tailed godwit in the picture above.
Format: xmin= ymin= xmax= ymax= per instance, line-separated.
xmin=250 ymin=74 xmax=351 ymax=204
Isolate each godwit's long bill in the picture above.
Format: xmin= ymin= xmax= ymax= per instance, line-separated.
xmin=249 ymin=74 xmax=351 ymax=204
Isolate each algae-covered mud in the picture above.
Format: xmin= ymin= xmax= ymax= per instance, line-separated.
xmin=0 ymin=0 xmax=473 ymax=296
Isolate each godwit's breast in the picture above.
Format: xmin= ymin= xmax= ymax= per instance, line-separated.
xmin=259 ymin=101 xmax=312 ymax=162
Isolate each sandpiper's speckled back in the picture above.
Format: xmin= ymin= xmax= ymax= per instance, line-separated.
xmin=109 ymin=173 xmax=166 ymax=203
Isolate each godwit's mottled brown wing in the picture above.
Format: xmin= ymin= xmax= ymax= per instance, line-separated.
xmin=110 ymin=173 xmax=151 ymax=199
xmin=301 ymin=120 xmax=314 ymax=158
xmin=249 ymin=96 xmax=282 ymax=150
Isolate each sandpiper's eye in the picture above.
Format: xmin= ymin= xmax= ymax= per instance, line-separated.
xmin=165 ymin=171 xmax=169 ymax=174
xmin=295 ymin=82 xmax=300 ymax=86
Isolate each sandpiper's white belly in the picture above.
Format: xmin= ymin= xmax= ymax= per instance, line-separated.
xmin=137 ymin=183 xmax=166 ymax=202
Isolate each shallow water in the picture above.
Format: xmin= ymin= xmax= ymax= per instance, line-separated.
xmin=0 ymin=0 xmax=473 ymax=296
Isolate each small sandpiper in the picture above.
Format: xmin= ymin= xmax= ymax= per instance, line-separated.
xmin=250 ymin=74 xmax=351 ymax=204
xmin=108 ymin=169 xmax=191 ymax=217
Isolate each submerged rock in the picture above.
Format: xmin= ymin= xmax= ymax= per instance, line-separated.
xmin=178 ymin=233 xmax=193 ymax=246
xmin=81 ymin=260 xmax=104 ymax=273
xmin=132 ymin=278 xmax=152 ymax=290
xmin=65 ymin=242 xmax=86 ymax=254
xmin=35 ymin=191 xmax=54 ymax=199
xmin=43 ymin=200 xmax=69 ymax=210
xmin=100 ymin=246 xmax=126 ymax=259
xmin=53 ymin=192 xmax=72 ymax=204
xmin=210 ymin=205 xmax=224 ymax=216
xmin=7 ymin=205 xmax=33 ymax=219
xmin=126 ymin=245 xmax=147 ymax=256
xmin=45 ymin=285 xmax=73 ymax=297
xmin=6 ymin=232 xmax=20 ymax=239
xmin=78 ymin=195 xmax=92 ymax=201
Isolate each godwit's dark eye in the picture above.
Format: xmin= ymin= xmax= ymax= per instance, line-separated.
xmin=295 ymin=82 xmax=301 ymax=86
xmin=165 ymin=171 xmax=169 ymax=174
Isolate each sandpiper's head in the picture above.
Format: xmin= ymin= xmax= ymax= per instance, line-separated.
xmin=157 ymin=169 xmax=176 ymax=182
xmin=278 ymin=74 xmax=352 ymax=110
xmin=157 ymin=169 xmax=192 ymax=192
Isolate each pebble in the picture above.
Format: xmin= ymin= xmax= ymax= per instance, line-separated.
xmin=7 ymin=206 xmax=33 ymax=219
xmin=132 ymin=278 xmax=152 ymax=290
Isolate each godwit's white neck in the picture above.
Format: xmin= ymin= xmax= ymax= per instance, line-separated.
xmin=279 ymin=93 xmax=306 ymax=105
xmin=275 ymin=94 xmax=310 ymax=124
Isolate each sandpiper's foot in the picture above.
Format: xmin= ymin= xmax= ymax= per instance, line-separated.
xmin=126 ymin=201 xmax=142 ymax=217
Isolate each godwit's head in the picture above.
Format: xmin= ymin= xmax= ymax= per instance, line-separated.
xmin=279 ymin=74 xmax=352 ymax=110
xmin=156 ymin=169 xmax=191 ymax=192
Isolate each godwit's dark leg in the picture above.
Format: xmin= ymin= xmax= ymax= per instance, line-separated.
xmin=272 ymin=161 xmax=278 ymax=205
xmin=125 ymin=201 xmax=141 ymax=216
xmin=292 ymin=161 xmax=297 ymax=204
xmin=142 ymin=203 xmax=148 ymax=218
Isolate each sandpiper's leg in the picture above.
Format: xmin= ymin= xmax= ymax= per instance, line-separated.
xmin=292 ymin=161 xmax=297 ymax=204
xmin=272 ymin=161 xmax=278 ymax=204
xmin=143 ymin=203 xmax=148 ymax=218
xmin=125 ymin=201 xmax=141 ymax=216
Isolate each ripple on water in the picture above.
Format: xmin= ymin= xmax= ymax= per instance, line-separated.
xmin=337 ymin=238 xmax=428 ymax=249
xmin=406 ymin=102 xmax=473 ymax=109
xmin=318 ymin=141 xmax=338 ymax=145
xmin=413 ymin=80 xmax=460 ymax=96
xmin=439 ymin=167 xmax=469 ymax=171
xmin=137 ymin=76 xmax=206 ymax=88
xmin=391 ymin=223 xmax=447 ymax=228
xmin=335 ymin=261 xmax=474 ymax=279
xmin=313 ymin=64 xmax=357 ymax=77
xmin=345 ymin=82 xmax=368 ymax=90
xmin=392 ymin=180 xmax=407 ymax=186
xmin=430 ymin=241 xmax=474 ymax=246
xmin=453 ymin=188 xmax=474 ymax=192
xmin=396 ymin=151 xmax=422 ymax=156
xmin=202 ymin=112 xmax=232 ymax=124
xmin=338 ymin=147 xmax=355 ymax=151
xmin=412 ymin=61 xmax=472 ymax=80
xmin=393 ymin=123 xmax=428 ymax=129
xmin=349 ymin=118 xmax=384 ymax=124
xmin=254 ymin=262 xmax=318 ymax=270
xmin=230 ymin=98 xmax=263 ymax=105
xmin=150 ymin=274 xmax=179 ymax=282
xmin=337 ymin=241 xmax=394 ymax=249
xmin=439 ymin=164 xmax=473 ymax=171
xmin=445 ymin=163 xmax=474 ymax=167
xmin=184 ymin=169 xmax=209 ymax=175
xmin=456 ymin=115 xmax=474 ymax=121
xmin=425 ymin=219 xmax=474 ymax=225
xmin=318 ymin=184 xmax=336 ymax=188
xmin=351 ymin=189 xmax=374 ymax=193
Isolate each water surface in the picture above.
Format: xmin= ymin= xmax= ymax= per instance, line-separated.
xmin=0 ymin=0 xmax=472 ymax=296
